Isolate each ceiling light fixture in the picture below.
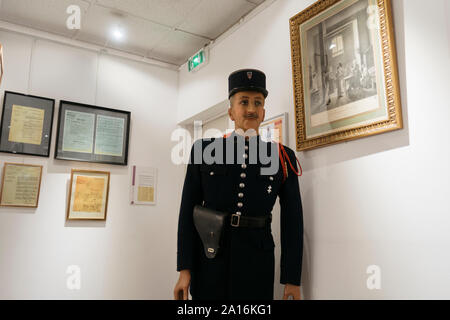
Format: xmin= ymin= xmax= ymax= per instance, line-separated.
xmin=111 ymin=26 xmax=125 ymax=41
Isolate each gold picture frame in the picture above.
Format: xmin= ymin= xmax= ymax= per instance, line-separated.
xmin=290 ymin=0 xmax=402 ymax=151
xmin=67 ymin=169 xmax=110 ymax=220
xmin=0 ymin=163 xmax=43 ymax=208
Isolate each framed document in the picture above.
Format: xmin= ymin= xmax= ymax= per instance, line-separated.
xmin=0 ymin=43 xmax=4 ymax=86
xmin=55 ymin=100 xmax=131 ymax=165
xmin=0 ymin=163 xmax=43 ymax=208
xmin=290 ymin=0 xmax=402 ymax=151
xmin=130 ymin=166 xmax=157 ymax=205
xmin=67 ymin=169 xmax=110 ymax=220
xmin=259 ymin=113 xmax=288 ymax=145
xmin=0 ymin=91 xmax=55 ymax=157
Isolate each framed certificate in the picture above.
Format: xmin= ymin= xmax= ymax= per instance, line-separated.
xmin=290 ymin=0 xmax=402 ymax=151
xmin=0 ymin=163 xmax=43 ymax=208
xmin=259 ymin=113 xmax=288 ymax=145
xmin=67 ymin=169 xmax=110 ymax=220
xmin=0 ymin=91 xmax=55 ymax=157
xmin=55 ymin=100 xmax=131 ymax=165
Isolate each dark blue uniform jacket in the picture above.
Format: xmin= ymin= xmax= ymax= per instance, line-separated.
xmin=177 ymin=131 xmax=303 ymax=300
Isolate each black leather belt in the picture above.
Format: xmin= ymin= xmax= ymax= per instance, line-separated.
xmin=230 ymin=213 xmax=272 ymax=228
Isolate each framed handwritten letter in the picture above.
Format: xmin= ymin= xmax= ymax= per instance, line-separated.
xmin=55 ymin=100 xmax=131 ymax=165
xmin=0 ymin=91 xmax=55 ymax=157
xmin=0 ymin=163 xmax=43 ymax=208
xmin=290 ymin=0 xmax=402 ymax=151
xmin=67 ymin=169 xmax=110 ymax=220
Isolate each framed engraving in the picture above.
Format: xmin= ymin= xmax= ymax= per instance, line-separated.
xmin=0 ymin=91 xmax=55 ymax=157
xmin=0 ymin=163 xmax=43 ymax=208
xmin=67 ymin=169 xmax=110 ymax=220
xmin=290 ymin=0 xmax=402 ymax=151
xmin=55 ymin=100 xmax=131 ymax=165
xmin=259 ymin=112 xmax=288 ymax=145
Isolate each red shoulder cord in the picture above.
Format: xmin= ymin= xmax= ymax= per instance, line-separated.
xmin=278 ymin=143 xmax=302 ymax=183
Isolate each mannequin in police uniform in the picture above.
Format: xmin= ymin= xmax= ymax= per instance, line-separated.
xmin=174 ymin=69 xmax=303 ymax=300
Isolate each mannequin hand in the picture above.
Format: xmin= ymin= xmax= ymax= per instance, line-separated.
xmin=174 ymin=269 xmax=191 ymax=300
xmin=283 ymin=284 xmax=301 ymax=300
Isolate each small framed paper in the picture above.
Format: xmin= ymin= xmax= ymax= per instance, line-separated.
xmin=67 ymin=169 xmax=110 ymax=220
xmin=259 ymin=113 xmax=288 ymax=145
xmin=55 ymin=100 xmax=131 ymax=165
xmin=130 ymin=166 xmax=157 ymax=205
xmin=0 ymin=163 xmax=43 ymax=208
xmin=0 ymin=91 xmax=55 ymax=157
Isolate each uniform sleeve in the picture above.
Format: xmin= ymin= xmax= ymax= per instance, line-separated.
xmin=278 ymin=146 xmax=304 ymax=285
xmin=176 ymin=140 xmax=203 ymax=271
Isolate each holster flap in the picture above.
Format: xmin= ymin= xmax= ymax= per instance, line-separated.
xmin=193 ymin=205 xmax=228 ymax=259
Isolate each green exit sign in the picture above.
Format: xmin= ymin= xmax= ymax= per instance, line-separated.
xmin=188 ymin=48 xmax=207 ymax=72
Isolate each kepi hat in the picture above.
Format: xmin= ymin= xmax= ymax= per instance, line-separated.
xmin=228 ymin=69 xmax=268 ymax=99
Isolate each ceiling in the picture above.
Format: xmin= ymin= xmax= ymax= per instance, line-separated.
xmin=0 ymin=0 xmax=266 ymax=66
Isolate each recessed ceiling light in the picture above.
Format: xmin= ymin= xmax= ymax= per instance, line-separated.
xmin=111 ymin=26 xmax=125 ymax=41
xmin=114 ymin=29 xmax=123 ymax=39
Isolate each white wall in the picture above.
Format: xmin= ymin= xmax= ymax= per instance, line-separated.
xmin=0 ymin=30 xmax=183 ymax=299
xmin=1 ymin=0 xmax=449 ymax=300
xmin=177 ymin=0 xmax=450 ymax=299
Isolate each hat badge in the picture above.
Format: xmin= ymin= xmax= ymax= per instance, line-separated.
xmin=247 ymin=71 xmax=253 ymax=80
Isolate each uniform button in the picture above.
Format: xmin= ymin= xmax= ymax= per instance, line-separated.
xmin=239 ymin=183 xmax=245 ymax=188
xmin=238 ymin=193 xmax=244 ymax=198
xmin=241 ymin=164 xmax=247 ymax=169
xmin=270 ymin=176 xmax=274 ymax=181
xmin=237 ymin=202 xmax=243 ymax=208
xmin=210 ymin=171 xmax=214 ymax=176
xmin=245 ymin=145 xmax=249 ymax=150
xmin=235 ymin=211 xmax=242 ymax=216
xmin=243 ymin=153 xmax=248 ymax=159
xmin=240 ymin=173 xmax=246 ymax=179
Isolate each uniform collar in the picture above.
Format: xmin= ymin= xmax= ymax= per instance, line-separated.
xmin=229 ymin=130 xmax=261 ymax=142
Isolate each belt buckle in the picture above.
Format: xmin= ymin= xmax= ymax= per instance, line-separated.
xmin=231 ymin=214 xmax=240 ymax=227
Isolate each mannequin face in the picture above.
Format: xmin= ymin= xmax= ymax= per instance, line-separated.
xmin=228 ymin=91 xmax=265 ymax=134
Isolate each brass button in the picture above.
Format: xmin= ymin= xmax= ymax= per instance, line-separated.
xmin=210 ymin=171 xmax=214 ymax=176
xmin=238 ymin=193 xmax=244 ymax=198
xmin=236 ymin=211 xmax=241 ymax=216
xmin=243 ymin=153 xmax=248 ymax=159
xmin=239 ymin=183 xmax=245 ymax=188
xmin=240 ymin=173 xmax=246 ymax=179
xmin=237 ymin=202 xmax=243 ymax=208
xmin=270 ymin=176 xmax=274 ymax=181
xmin=241 ymin=164 xmax=247 ymax=169
xmin=245 ymin=145 xmax=249 ymax=150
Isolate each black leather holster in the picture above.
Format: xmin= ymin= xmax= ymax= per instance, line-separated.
xmin=193 ymin=205 xmax=228 ymax=259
